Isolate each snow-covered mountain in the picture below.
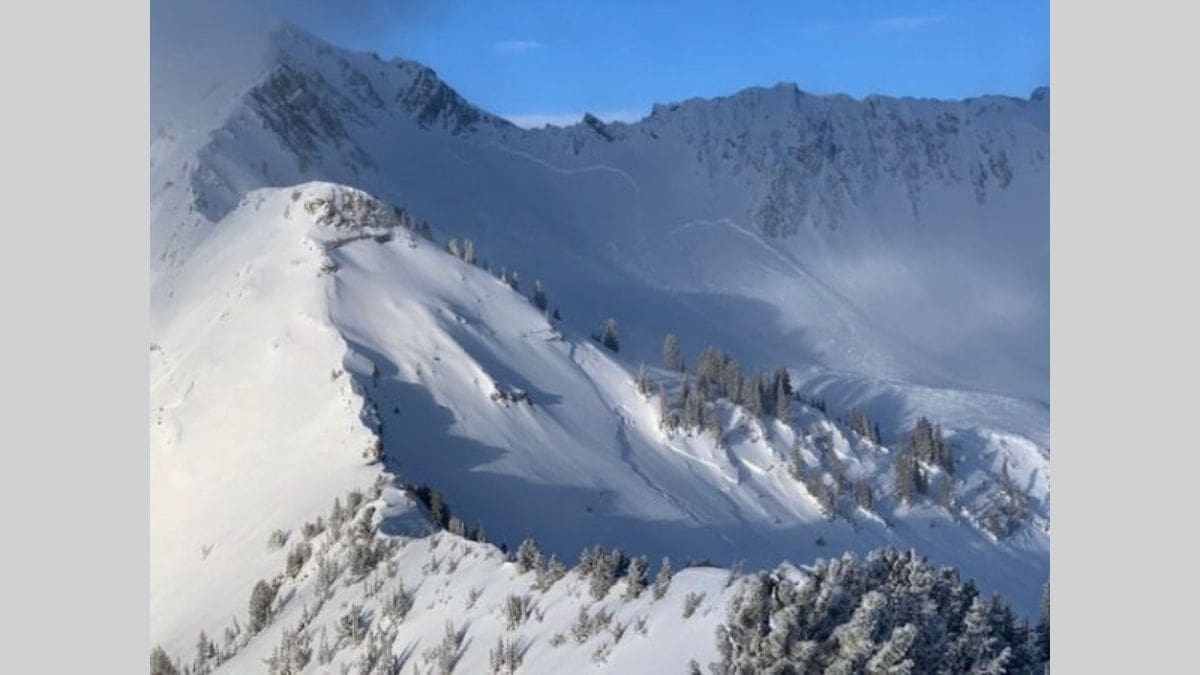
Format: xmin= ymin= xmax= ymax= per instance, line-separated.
xmin=150 ymin=22 xmax=1049 ymax=673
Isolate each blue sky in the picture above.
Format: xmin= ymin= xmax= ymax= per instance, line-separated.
xmin=279 ymin=1 xmax=1049 ymax=127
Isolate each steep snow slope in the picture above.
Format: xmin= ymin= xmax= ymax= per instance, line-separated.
xmin=213 ymin=525 xmax=739 ymax=675
xmin=151 ymin=184 xmax=1048 ymax=662
xmin=150 ymin=187 xmax=398 ymax=651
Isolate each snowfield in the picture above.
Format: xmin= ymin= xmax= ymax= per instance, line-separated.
xmin=150 ymin=22 xmax=1049 ymax=673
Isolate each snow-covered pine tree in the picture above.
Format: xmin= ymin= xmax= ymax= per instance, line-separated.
xmin=532 ymin=279 xmax=548 ymax=311
xmin=652 ymin=557 xmax=673 ymax=600
xmin=516 ymin=538 xmax=543 ymax=574
xmin=150 ymin=646 xmax=179 ymax=675
xmin=854 ymin=480 xmax=874 ymax=511
xmin=658 ymin=384 xmax=676 ymax=431
xmin=774 ymin=375 xmax=791 ymax=420
xmin=789 ymin=441 xmax=807 ymax=481
xmin=636 ymin=362 xmax=651 ymax=396
xmin=533 ymin=553 xmax=566 ymax=591
xmin=663 ymin=333 xmax=683 ymax=371
xmin=625 ymin=556 xmax=649 ymax=599
xmin=248 ymin=579 xmax=278 ymax=633
xmin=1036 ymin=583 xmax=1050 ymax=664
xmin=743 ymin=373 xmax=764 ymax=416
xmin=895 ymin=450 xmax=919 ymax=505
xmin=602 ymin=318 xmax=619 ymax=351
xmin=851 ymin=408 xmax=874 ymax=441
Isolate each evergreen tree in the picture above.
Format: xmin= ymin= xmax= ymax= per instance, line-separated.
xmin=463 ymin=239 xmax=476 ymax=265
xmin=702 ymin=404 xmax=723 ymax=441
xmin=249 ymin=579 xmax=277 ymax=633
xmin=539 ymin=554 xmax=567 ymax=590
xmin=447 ymin=238 xmax=461 ymax=259
xmin=516 ymin=538 xmax=543 ymax=575
xmin=788 ymin=441 xmax=807 ymax=481
xmin=683 ymin=377 xmax=703 ymax=429
xmin=151 ymin=646 xmax=179 ymax=675
xmin=636 ymin=362 xmax=651 ymax=396
xmin=866 ymin=624 xmax=917 ymax=674
xmin=721 ymin=357 xmax=742 ymax=402
xmin=652 ymin=557 xmax=673 ymax=600
xmin=602 ymin=318 xmax=619 ymax=352
xmin=1035 ymin=583 xmax=1050 ymax=664
xmin=658 ymin=384 xmax=676 ymax=431
xmin=744 ymin=374 xmax=764 ymax=416
xmin=532 ymin=280 xmax=548 ymax=311
xmin=895 ymin=450 xmax=919 ymax=505
xmin=589 ymin=548 xmax=625 ymax=600
xmin=854 ymin=480 xmax=874 ymax=511
xmin=625 ymin=556 xmax=649 ymax=599
xmin=663 ymin=334 xmax=683 ymax=372
xmin=774 ymin=375 xmax=792 ymax=420
xmin=851 ymin=408 xmax=874 ymax=441
xmin=195 ymin=631 xmax=215 ymax=670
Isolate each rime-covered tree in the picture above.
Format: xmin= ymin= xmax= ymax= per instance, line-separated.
xmin=602 ymin=318 xmax=619 ymax=352
xmin=774 ymin=375 xmax=791 ymax=420
xmin=663 ymin=333 xmax=683 ymax=372
xmin=538 ymin=553 xmax=567 ymax=590
xmin=682 ymin=378 xmax=703 ymax=430
xmin=980 ymin=459 xmax=1028 ymax=538
xmin=516 ymin=538 xmax=543 ymax=575
xmin=589 ymin=548 xmax=627 ymax=600
xmin=489 ymin=635 xmax=522 ymax=674
xmin=851 ymin=408 xmax=874 ymax=441
xmin=194 ymin=631 xmax=216 ymax=670
xmin=249 ymin=579 xmax=277 ymax=633
xmin=1036 ymin=583 xmax=1050 ymax=664
xmin=625 ymin=555 xmax=649 ymax=599
xmin=721 ymin=357 xmax=742 ymax=402
xmin=532 ymin=280 xmax=548 ymax=311
xmin=447 ymin=238 xmax=461 ymax=259
xmin=788 ymin=441 xmax=807 ymax=481
xmin=151 ymin=646 xmax=179 ymax=675
xmin=743 ymin=373 xmax=764 ymax=416
xmin=636 ymin=362 xmax=651 ymax=396
xmin=911 ymin=417 xmax=953 ymax=471
xmin=652 ymin=557 xmax=673 ymax=600
xmin=702 ymin=404 xmax=723 ymax=440
xmin=712 ymin=549 xmax=1035 ymax=675
xmin=463 ymin=239 xmax=476 ymax=265
xmin=895 ymin=449 xmax=920 ymax=505
xmin=336 ymin=604 xmax=367 ymax=645
xmin=854 ymin=480 xmax=874 ymax=511
xmin=658 ymin=384 xmax=676 ymax=431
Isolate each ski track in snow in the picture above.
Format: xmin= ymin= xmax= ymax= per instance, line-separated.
xmin=488 ymin=142 xmax=643 ymax=196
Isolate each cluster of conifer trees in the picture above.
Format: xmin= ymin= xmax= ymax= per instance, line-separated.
xmin=713 ymin=549 xmax=1050 ymax=674
xmin=644 ymin=335 xmax=796 ymax=437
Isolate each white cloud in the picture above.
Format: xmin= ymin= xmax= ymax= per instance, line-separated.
xmin=502 ymin=109 xmax=647 ymax=129
xmin=870 ymin=16 xmax=946 ymax=34
xmin=493 ymin=40 xmax=544 ymax=54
